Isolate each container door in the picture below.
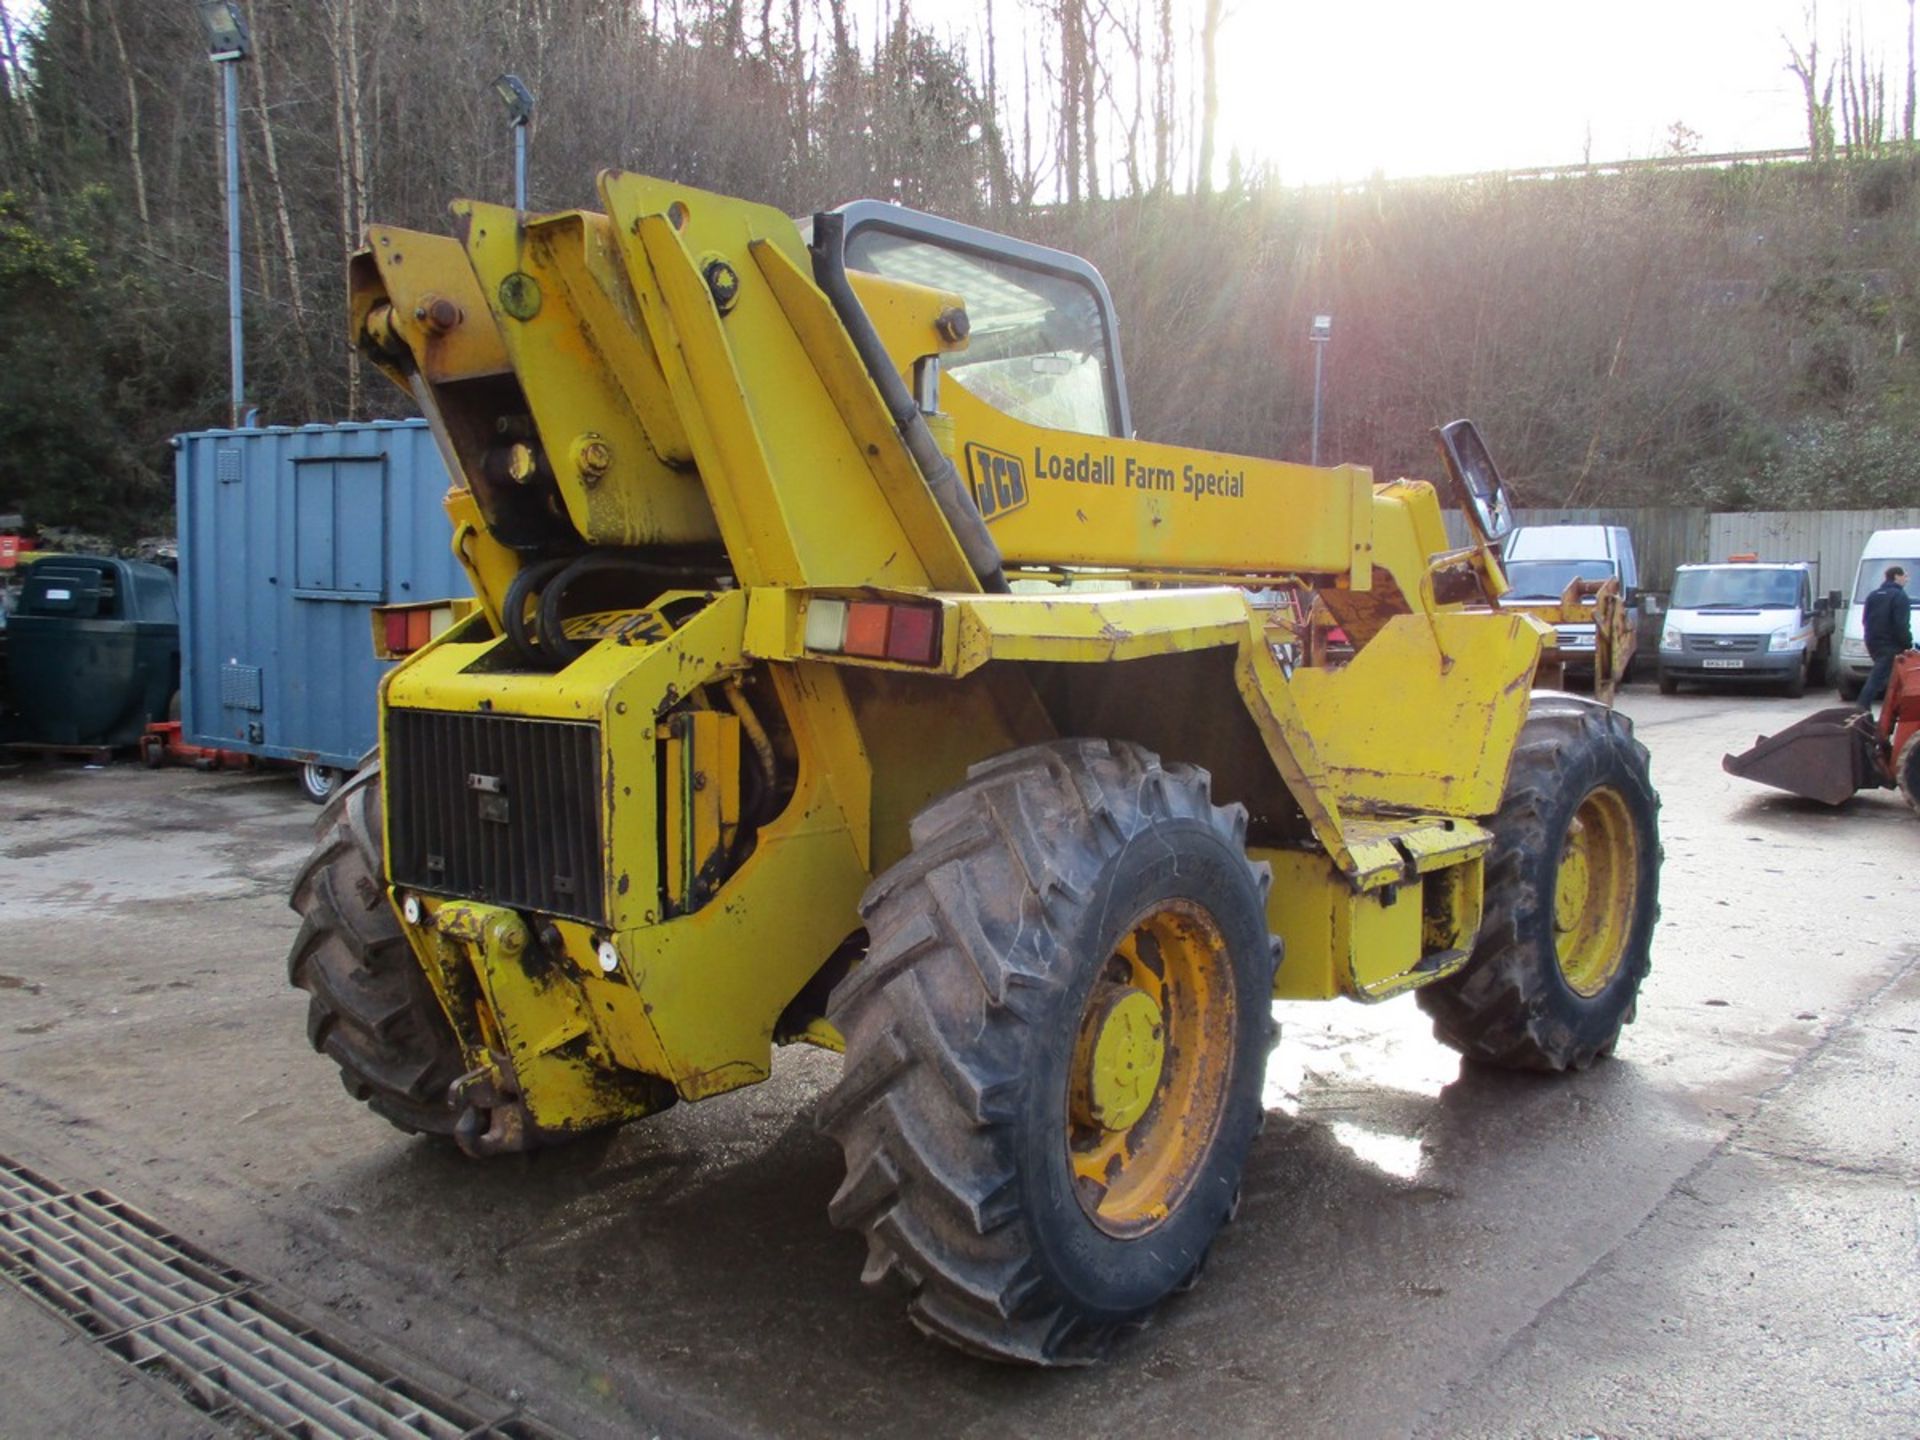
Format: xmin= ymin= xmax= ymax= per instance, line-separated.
xmin=286 ymin=455 xmax=389 ymax=765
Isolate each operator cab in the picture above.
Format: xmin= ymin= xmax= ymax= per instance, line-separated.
xmin=811 ymin=201 xmax=1133 ymax=441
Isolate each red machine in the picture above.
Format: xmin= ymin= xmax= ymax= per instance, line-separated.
xmin=1723 ymin=652 xmax=1920 ymax=811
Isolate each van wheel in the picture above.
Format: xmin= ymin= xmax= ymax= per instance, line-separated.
xmin=1839 ymin=675 xmax=1863 ymax=703
xmin=1657 ymin=670 xmax=1678 ymax=696
xmin=1783 ymin=656 xmax=1807 ymax=699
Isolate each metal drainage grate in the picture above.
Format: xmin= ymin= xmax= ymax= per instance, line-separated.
xmin=0 ymin=1154 xmax=565 ymax=1440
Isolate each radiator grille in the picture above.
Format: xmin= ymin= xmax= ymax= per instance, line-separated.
xmin=387 ymin=709 xmax=605 ymax=924
xmin=1685 ymin=633 xmax=1765 ymax=654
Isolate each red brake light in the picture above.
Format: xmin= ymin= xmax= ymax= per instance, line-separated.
xmin=885 ymin=605 xmax=940 ymax=664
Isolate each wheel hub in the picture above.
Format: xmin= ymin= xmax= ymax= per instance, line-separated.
xmin=1553 ymin=787 xmax=1638 ymax=998
xmin=1554 ymin=819 xmax=1593 ymax=932
xmin=1066 ymin=899 xmax=1237 ymax=1238
xmin=1074 ymin=988 xmax=1166 ymax=1132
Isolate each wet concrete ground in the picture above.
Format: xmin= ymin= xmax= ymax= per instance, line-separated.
xmin=1 ymin=685 xmax=1917 ymax=1438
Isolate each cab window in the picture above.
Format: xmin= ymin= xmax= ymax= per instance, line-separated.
xmin=846 ymin=228 xmax=1120 ymax=438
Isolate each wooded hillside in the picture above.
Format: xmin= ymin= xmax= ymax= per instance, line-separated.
xmin=1 ymin=0 xmax=1916 ymax=540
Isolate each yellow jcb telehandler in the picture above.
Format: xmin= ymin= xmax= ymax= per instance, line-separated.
xmin=289 ymin=174 xmax=1661 ymax=1364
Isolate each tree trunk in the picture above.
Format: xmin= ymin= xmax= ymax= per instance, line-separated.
xmin=1906 ymin=0 xmax=1915 ymax=143
xmin=1196 ymin=0 xmax=1221 ymax=194
xmin=244 ymin=0 xmax=306 ymax=335
xmin=1152 ymin=0 xmax=1171 ymax=191
xmin=1080 ymin=2 xmax=1100 ymax=201
xmin=104 ymin=7 xmax=150 ymax=230
xmin=1060 ymin=0 xmax=1083 ymax=205
xmin=328 ymin=0 xmax=364 ymax=417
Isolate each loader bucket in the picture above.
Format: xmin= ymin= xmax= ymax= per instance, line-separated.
xmin=1722 ymin=706 xmax=1879 ymax=805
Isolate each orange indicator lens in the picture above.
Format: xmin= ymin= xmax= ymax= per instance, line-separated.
xmin=844 ymin=601 xmax=892 ymax=658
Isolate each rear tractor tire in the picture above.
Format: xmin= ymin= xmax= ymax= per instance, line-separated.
xmin=287 ymin=762 xmax=465 ymax=1137
xmin=817 ymin=739 xmax=1280 ymax=1365
xmin=1417 ymin=695 xmax=1660 ymax=1071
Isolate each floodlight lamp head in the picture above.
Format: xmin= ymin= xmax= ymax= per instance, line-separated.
xmin=494 ymin=73 xmax=535 ymax=127
xmin=196 ymin=0 xmax=251 ymax=61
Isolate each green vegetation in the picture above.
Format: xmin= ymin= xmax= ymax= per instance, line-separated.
xmin=0 ymin=2 xmax=1915 ymax=541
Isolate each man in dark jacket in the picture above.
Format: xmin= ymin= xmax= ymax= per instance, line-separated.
xmin=1859 ymin=564 xmax=1912 ymax=712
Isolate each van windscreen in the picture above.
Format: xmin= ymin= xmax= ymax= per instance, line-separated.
xmin=1853 ymin=559 xmax=1920 ymax=603
xmin=1672 ymin=569 xmax=1800 ymax=609
xmin=1503 ymin=559 xmax=1614 ymax=599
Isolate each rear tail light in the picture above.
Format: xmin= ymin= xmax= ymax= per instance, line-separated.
xmin=378 ymin=603 xmax=458 ymax=658
xmin=804 ymin=597 xmax=942 ymax=665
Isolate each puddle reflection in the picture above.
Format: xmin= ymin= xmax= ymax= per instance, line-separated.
xmin=1262 ymin=1000 xmax=1463 ymax=1183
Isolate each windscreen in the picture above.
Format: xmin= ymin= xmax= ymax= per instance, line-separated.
xmin=846 ymin=229 xmax=1119 ymax=438
xmin=1672 ymin=568 xmax=1802 ymax=609
xmin=1853 ymin=559 xmax=1920 ymax=603
xmin=1503 ymin=559 xmax=1615 ymax=599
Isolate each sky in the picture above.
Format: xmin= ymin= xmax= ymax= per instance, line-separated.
xmin=2 ymin=0 xmax=1912 ymax=184
xmin=920 ymin=0 xmax=1917 ymax=185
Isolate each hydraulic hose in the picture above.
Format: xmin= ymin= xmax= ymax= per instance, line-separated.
xmin=535 ymin=551 xmax=715 ymax=664
xmin=503 ymin=557 xmax=571 ymax=669
xmin=808 ymin=212 xmax=1008 ymax=594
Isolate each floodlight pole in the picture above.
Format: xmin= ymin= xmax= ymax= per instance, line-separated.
xmin=493 ymin=75 xmax=535 ymax=211
xmin=514 ymin=121 xmax=528 ymax=211
xmin=199 ymin=2 xmax=253 ymax=428
xmin=222 ymin=56 xmax=244 ymax=427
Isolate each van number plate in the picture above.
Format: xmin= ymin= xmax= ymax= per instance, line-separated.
xmin=1703 ymin=658 xmax=1745 ymax=669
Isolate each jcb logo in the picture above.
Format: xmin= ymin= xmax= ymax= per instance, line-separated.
xmin=964 ymin=444 xmax=1029 ymax=522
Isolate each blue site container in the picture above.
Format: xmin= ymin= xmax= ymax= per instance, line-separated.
xmin=174 ymin=420 xmax=468 ymax=799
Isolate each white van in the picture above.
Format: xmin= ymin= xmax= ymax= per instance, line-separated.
xmin=1500 ymin=525 xmax=1641 ymax=677
xmin=1657 ymin=559 xmax=1834 ymax=697
xmin=1835 ymin=528 xmax=1920 ymax=701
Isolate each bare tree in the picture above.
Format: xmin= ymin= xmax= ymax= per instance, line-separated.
xmin=243 ymin=0 xmax=306 ymax=338
xmin=1195 ymin=0 xmax=1220 ymax=193
xmin=1906 ymin=0 xmax=1915 ymax=144
xmin=103 ymin=6 xmax=150 ymax=229
xmin=1785 ymin=6 xmax=1837 ymax=162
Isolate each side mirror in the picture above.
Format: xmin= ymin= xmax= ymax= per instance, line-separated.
xmin=1643 ymin=593 xmax=1664 ymax=617
xmin=1827 ymin=589 xmax=1844 ymax=611
xmin=1431 ymin=419 xmax=1515 ymax=543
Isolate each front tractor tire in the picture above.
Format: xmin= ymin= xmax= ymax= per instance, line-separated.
xmin=287 ymin=763 xmax=465 ymax=1137
xmin=817 ymin=740 xmax=1280 ymax=1365
xmin=1417 ymin=695 xmax=1660 ymax=1071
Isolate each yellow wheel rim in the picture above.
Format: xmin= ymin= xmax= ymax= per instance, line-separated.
xmin=1067 ymin=899 xmax=1237 ymax=1237
xmin=1553 ymin=786 xmax=1639 ymax=997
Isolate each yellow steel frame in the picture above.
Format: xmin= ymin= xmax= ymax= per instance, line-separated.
xmin=354 ymin=171 xmax=1546 ymax=1133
